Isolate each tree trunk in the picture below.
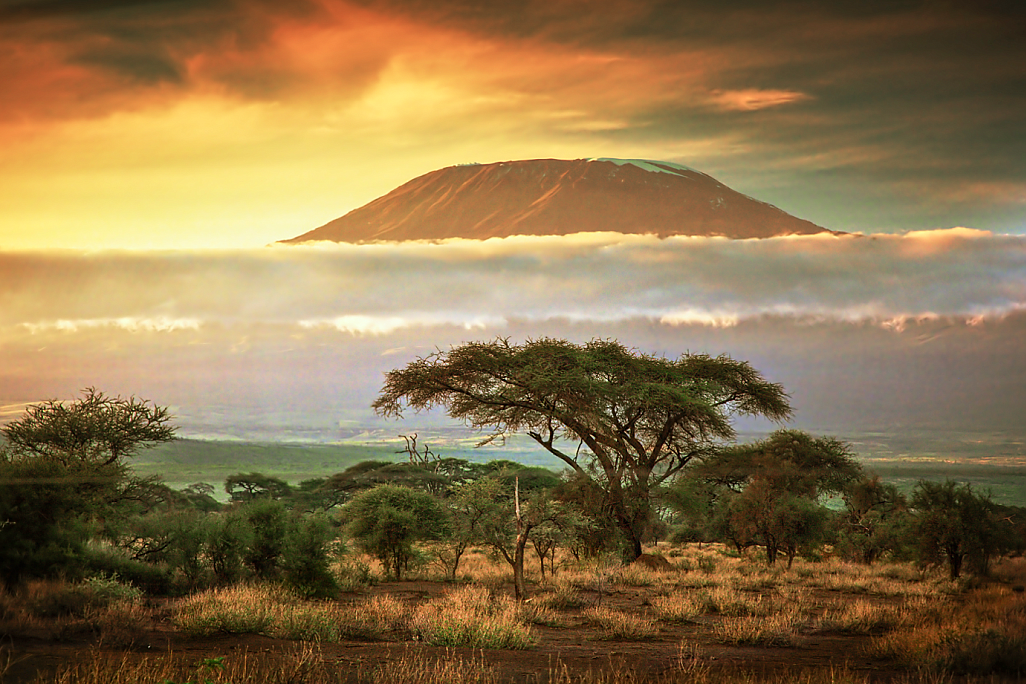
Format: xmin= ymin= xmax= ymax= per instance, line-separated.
xmin=513 ymin=533 xmax=528 ymax=600
xmin=513 ymin=477 xmax=529 ymax=601
xmin=611 ymin=500 xmax=644 ymax=562
xmin=948 ymin=548 xmax=963 ymax=580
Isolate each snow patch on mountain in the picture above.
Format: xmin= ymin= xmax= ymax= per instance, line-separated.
xmin=589 ymin=158 xmax=698 ymax=176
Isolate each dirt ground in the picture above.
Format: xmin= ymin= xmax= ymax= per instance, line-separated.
xmin=1 ymin=579 xmax=915 ymax=684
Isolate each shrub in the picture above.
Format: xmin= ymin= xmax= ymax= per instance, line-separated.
xmin=280 ymin=514 xmax=340 ymax=598
xmin=242 ymin=498 xmax=289 ymax=579
xmin=344 ymin=485 xmax=449 ymax=580
xmin=336 ymin=560 xmax=377 ymax=592
xmin=205 ymin=511 xmax=253 ymax=585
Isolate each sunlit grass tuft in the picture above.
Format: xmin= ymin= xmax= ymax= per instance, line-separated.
xmin=583 ymin=606 xmax=659 ymax=640
xmin=412 ymin=585 xmax=536 ymax=649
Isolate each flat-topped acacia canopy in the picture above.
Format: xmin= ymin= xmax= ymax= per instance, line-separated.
xmin=373 ymin=337 xmax=792 ymax=560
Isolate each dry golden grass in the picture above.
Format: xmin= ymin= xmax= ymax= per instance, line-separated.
xmin=583 ymin=605 xmax=660 ymax=640
xmin=711 ymin=604 xmax=805 ymax=647
xmin=815 ymin=597 xmax=906 ymax=635
xmin=0 ymin=577 xmax=149 ymax=645
xmin=18 ymin=643 xmax=973 ymax=684
xmin=871 ymin=580 xmax=1026 ymax=676
xmin=12 ymin=544 xmax=1025 ymax=682
xmin=537 ymin=578 xmax=587 ymax=609
xmin=650 ymin=591 xmax=705 ymax=623
xmin=173 ymin=583 xmax=414 ymax=642
xmin=411 ymin=584 xmax=536 ymax=649
xmin=371 ymin=648 xmax=503 ymax=684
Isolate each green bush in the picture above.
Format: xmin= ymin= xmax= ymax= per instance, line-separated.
xmin=280 ymin=514 xmax=340 ymax=598
xmin=83 ymin=547 xmax=172 ymax=595
xmin=344 ymin=485 xmax=448 ymax=580
xmin=206 ymin=511 xmax=253 ymax=585
xmin=242 ymin=499 xmax=289 ymax=579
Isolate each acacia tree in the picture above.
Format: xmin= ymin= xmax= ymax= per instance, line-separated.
xmin=686 ymin=429 xmax=861 ymax=565
xmin=0 ymin=388 xmax=176 ymax=583
xmin=372 ymin=338 xmax=791 ymax=561
xmin=910 ymin=480 xmax=1005 ymax=580
xmin=3 ymin=387 xmax=175 ymax=466
xmin=343 ymin=484 xmax=449 ymax=580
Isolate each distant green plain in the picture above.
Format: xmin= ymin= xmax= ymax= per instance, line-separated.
xmin=133 ymin=432 xmax=1026 ymax=507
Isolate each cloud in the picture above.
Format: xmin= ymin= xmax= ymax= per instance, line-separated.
xmin=1 ymin=232 xmax=1023 ymax=436
xmin=1 ymin=230 xmax=1023 ymax=338
xmin=705 ymin=89 xmax=812 ymax=111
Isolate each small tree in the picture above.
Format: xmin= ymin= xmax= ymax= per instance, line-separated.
xmin=726 ymin=481 xmax=829 ymax=567
xmin=225 ymin=473 xmax=293 ymax=503
xmin=910 ymin=480 xmax=1004 ymax=580
xmin=343 ymin=485 xmax=448 ymax=580
xmin=687 ymin=430 xmax=860 ymax=566
xmin=240 ymin=498 xmax=289 ymax=579
xmin=0 ymin=388 xmax=176 ymax=584
xmin=836 ymin=474 xmax=910 ymax=564
xmin=281 ymin=513 xmax=340 ymax=598
xmin=205 ymin=510 xmax=253 ymax=585
xmin=453 ymin=475 xmax=562 ymax=600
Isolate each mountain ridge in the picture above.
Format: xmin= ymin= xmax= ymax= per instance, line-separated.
xmin=283 ymin=158 xmax=833 ymax=243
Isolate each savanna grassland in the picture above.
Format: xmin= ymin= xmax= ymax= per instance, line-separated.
xmin=3 ymin=368 xmax=1025 ymax=684
xmin=3 ymin=544 xmax=1025 ymax=684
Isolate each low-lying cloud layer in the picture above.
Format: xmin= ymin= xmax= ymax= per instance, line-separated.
xmin=3 ymin=229 xmax=1024 ymax=335
xmin=1 ymin=230 xmax=1024 ymax=438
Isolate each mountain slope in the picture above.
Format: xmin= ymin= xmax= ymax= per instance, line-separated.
xmin=283 ymin=158 xmax=830 ymax=243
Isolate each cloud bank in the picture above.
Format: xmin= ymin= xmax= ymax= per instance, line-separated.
xmin=2 ymin=230 xmax=1023 ymax=437
xmin=2 ymin=230 xmax=1023 ymax=335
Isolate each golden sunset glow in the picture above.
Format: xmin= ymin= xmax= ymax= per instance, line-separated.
xmin=1 ymin=1 xmax=1024 ymax=441
xmin=1 ymin=0 xmax=1023 ymax=248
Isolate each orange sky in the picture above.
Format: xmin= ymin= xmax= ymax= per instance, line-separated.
xmin=1 ymin=0 xmax=1024 ymax=248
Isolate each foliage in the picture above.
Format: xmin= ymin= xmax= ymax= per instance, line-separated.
xmin=553 ymin=471 xmax=618 ymax=559
xmin=343 ymin=485 xmax=449 ymax=580
xmin=180 ymin=482 xmax=223 ymax=512
xmin=225 ymin=472 xmax=293 ymax=503
xmin=119 ymin=507 xmax=211 ymax=590
xmin=373 ymin=337 xmax=791 ymax=560
xmin=691 ymin=430 xmax=862 ymax=498
xmin=683 ymin=430 xmax=860 ymax=565
xmin=240 ymin=498 xmax=289 ymax=579
xmin=205 ymin=510 xmax=253 ymax=585
xmin=0 ymin=388 xmax=176 ymax=585
xmin=836 ymin=474 xmax=912 ymax=564
xmin=448 ymin=475 xmax=566 ymax=599
xmin=280 ymin=513 xmax=340 ymax=598
xmin=2 ymin=387 xmax=175 ymax=466
xmin=910 ymin=480 xmax=1007 ymax=579
xmin=724 ymin=481 xmax=830 ymax=567
xmin=323 ymin=461 xmax=451 ymax=502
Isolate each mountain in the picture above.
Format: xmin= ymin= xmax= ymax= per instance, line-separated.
xmin=282 ymin=158 xmax=831 ymax=243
